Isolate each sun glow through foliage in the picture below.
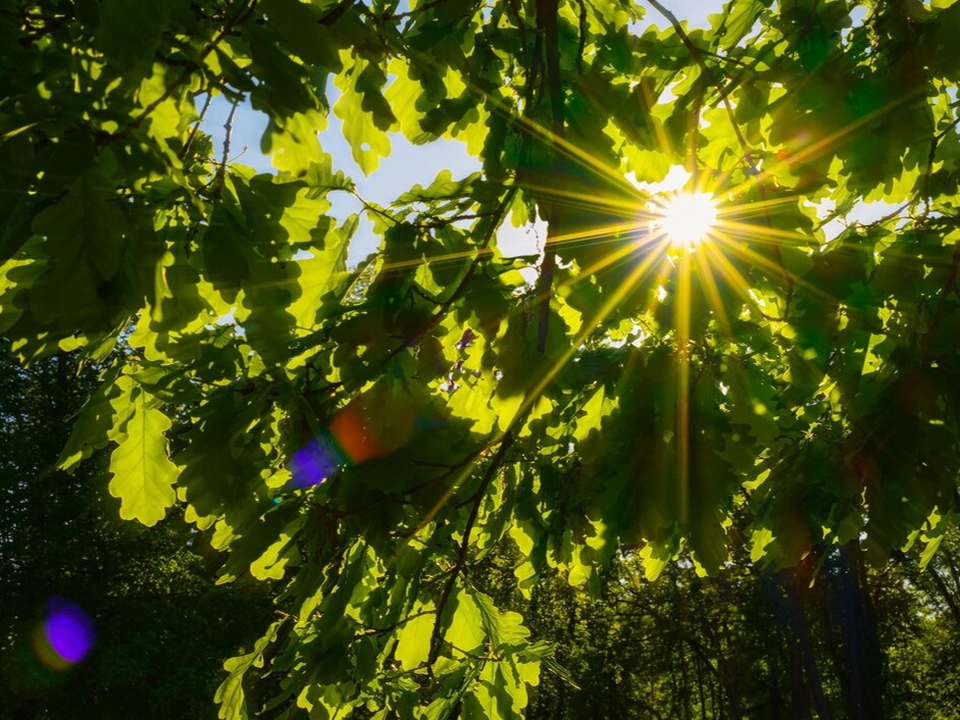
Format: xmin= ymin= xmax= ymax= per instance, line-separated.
xmin=659 ymin=191 xmax=718 ymax=251
xmin=11 ymin=0 xmax=960 ymax=715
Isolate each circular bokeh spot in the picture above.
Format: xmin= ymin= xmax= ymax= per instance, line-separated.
xmin=34 ymin=597 xmax=95 ymax=669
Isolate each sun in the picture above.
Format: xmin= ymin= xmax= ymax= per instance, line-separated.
xmin=658 ymin=191 xmax=717 ymax=251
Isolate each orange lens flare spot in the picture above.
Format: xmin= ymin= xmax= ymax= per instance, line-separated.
xmin=659 ymin=191 xmax=717 ymax=251
xmin=329 ymin=395 xmax=418 ymax=465
xmin=329 ymin=402 xmax=382 ymax=465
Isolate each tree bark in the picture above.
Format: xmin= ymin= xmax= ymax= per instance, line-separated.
xmin=781 ymin=571 xmax=833 ymax=720
xmin=833 ymin=544 xmax=885 ymax=720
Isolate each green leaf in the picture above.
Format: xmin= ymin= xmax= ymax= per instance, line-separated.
xmin=334 ymin=51 xmax=396 ymax=174
xmin=470 ymin=589 xmax=530 ymax=651
xmin=108 ymin=384 xmax=178 ymax=527
xmin=443 ymin=586 xmax=486 ymax=652
xmin=31 ymin=169 xmax=124 ymax=280
xmin=97 ymin=0 xmax=180 ymax=75
xmin=710 ymin=0 xmax=765 ymax=50
xmin=58 ymin=367 xmax=125 ymax=471
xmin=394 ymin=607 xmax=435 ymax=670
xmin=216 ymin=621 xmax=284 ymax=720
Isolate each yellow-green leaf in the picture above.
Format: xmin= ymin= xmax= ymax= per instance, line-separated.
xmin=108 ymin=388 xmax=178 ymax=526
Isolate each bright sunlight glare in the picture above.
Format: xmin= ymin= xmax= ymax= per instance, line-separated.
xmin=659 ymin=191 xmax=717 ymax=251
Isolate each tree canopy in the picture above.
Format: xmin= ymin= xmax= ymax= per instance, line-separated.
xmin=2 ymin=0 xmax=960 ymax=717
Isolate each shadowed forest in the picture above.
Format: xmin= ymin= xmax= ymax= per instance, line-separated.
xmin=4 ymin=350 xmax=960 ymax=718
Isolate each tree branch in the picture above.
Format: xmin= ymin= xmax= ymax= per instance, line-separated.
xmin=427 ymin=430 xmax=516 ymax=669
xmin=177 ymin=91 xmax=214 ymax=161
xmin=105 ymin=0 xmax=258 ymax=144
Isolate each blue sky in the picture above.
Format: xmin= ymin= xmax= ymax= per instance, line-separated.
xmin=207 ymin=0 xmax=723 ymax=177
xmin=202 ymin=1 xmax=730 ymax=261
xmin=204 ymin=0 xmax=891 ymax=262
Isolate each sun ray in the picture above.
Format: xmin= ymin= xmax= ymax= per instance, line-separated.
xmin=331 ymin=216 xmax=654 ymax=283
xmin=725 ymin=86 xmax=927 ymax=202
xmin=716 ymin=195 xmax=804 ymax=220
xmin=715 ymin=218 xmax=815 ymax=247
xmin=508 ymin=111 xmax=642 ymax=196
xmin=675 ymin=252 xmax=692 ymax=526
xmin=711 ymin=233 xmax=839 ymax=308
xmin=522 ymin=182 xmax=655 ymax=216
xmin=546 ymin=219 xmax=656 ymax=250
xmin=645 ymin=256 xmax=680 ymax=317
xmin=638 ymin=76 xmax=675 ymax=160
xmin=510 ymin=239 xmax=670 ymax=426
xmin=400 ymin=238 xmax=670 ymax=542
xmin=557 ymin=228 xmax=670 ymax=287
xmin=694 ymin=249 xmax=733 ymax=339
xmin=402 ymin=47 xmax=643 ymax=202
xmin=699 ymin=241 xmax=769 ymax=316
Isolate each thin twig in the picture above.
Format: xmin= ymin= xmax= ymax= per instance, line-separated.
xmin=697 ymin=46 xmax=752 ymax=70
xmin=398 ymin=447 xmax=491 ymax=538
xmin=415 ymin=210 xmax=498 ymax=229
xmin=316 ymin=0 xmax=356 ymax=26
xmin=374 ymin=0 xmax=447 ymax=22
xmin=353 ymin=190 xmax=401 ymax=225
xmin=377 ymin=189 xmax=517 ymax=367
xmin=356 ymin=609 xmax=437 ymax=637
xmin=427 ymin=431 xmax=516 ymax=669
xmin=178 ymin=92 xmax=213 ymax=161
xmin=105 ymin=0 xmax=258 ymax=144
xmin=212 ymin=100 xmax=239 ymax=199
xmin=411 ymin=285 xmax=442 ymax=305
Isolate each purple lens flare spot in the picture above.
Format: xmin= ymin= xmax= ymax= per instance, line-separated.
xmin=43 ymin=597 xmax=95 ymax=664
xmin=289 ymin=434 xmax=342 ymax=489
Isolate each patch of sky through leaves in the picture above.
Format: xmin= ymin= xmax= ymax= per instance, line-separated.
xmin=201 ymin=0 xmax=894 ymax=268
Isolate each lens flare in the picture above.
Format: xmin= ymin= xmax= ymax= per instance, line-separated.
xmin=33 ymin=597 xmax=95 ymax=670
xmin=288 ymin=388 xmax=436 ymax=489
xmin=289 ymin=433 xmax=343 ymax=489
xmin=659 ymin=191 xmax=717 ymax=251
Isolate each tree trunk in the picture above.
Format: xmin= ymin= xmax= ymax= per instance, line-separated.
xmin=829 ymin=544 xmax=884 ymax=720
xmin=781 ymin=570 xmax=833 ymax=720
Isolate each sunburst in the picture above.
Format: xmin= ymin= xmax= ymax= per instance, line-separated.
xmin=655 ymin=190 xmax=718 ymax=252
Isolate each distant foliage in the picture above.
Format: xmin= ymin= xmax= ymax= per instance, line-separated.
xmin=0 ymin=347 xmax=273 ymax=718
xmin=1 ymin=0 xmax=960 ymax=717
